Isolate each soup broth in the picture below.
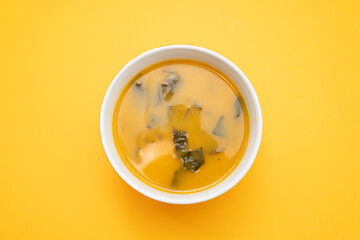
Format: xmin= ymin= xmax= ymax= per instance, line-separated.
xmin=113 ymin=59 xmax=249 ymax=193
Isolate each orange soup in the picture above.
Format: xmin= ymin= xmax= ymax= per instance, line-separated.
xmin=113 ymin=59 xmax=249 ymax=193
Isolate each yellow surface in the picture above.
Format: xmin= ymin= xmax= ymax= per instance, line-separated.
xmin=1 ymin=0 xmax=359 ymax=239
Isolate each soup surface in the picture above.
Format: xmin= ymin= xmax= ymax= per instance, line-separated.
xmin=113 ymin=59 xmax=249 ymax=193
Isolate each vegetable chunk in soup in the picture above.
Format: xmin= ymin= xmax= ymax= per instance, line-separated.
xmin=113 ymin=59 xmax=249 ymax=193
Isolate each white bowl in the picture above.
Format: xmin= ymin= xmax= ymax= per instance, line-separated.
xmin=100 ymin=45 xmax=262 ymax=204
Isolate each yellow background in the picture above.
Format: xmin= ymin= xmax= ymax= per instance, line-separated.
xmin=1 ymin=0 xmax=359 ymax=239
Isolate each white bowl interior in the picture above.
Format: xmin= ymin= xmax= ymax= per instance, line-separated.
xmin=100 ymin=45 xmax=262 ymax=204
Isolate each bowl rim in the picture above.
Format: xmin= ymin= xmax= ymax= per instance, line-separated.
xmin=100 ymin=45 xmax=262 ymax=204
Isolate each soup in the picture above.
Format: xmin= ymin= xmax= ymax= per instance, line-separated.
xmin=113 ymin=59 xmax=249 ymax=193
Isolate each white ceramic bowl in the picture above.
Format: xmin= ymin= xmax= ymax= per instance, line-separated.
xmin=100 ymin=45 xmax=262 ymax=204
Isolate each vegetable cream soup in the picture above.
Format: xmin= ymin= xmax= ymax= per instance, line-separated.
xmin=113 ymin=59 xmax=249 ymax=193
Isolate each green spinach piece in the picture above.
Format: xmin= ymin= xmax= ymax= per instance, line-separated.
xmin=158 ymin=71 xmax=181 ymax=101
xmin=134 ymin=80 xmax=146 ymax=90
xmin=182 ymin=148 xmax=205 ymax=172
xmin=212 ymin=115 xmax=225 ymax=137
xmin=171 ymin=167 xmax=186 ymax=187
xmin=234 ymin=97 xmax=242 ymax=118
xmin=173 ymin=130 xmax=188 ymax=158
xmin=168 ymin=104 xmax=188 ymax=122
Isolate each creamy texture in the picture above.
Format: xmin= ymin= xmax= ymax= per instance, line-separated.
xmin=113 ymin=59 xmax=249 ymax=193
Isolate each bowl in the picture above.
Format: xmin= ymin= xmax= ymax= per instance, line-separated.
xmin=100 ymin=45 xmax=262 ymax=204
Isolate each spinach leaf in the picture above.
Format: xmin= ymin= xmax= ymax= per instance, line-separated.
xmin=182 ymin=148 xmax=205 ymax=172
xmin=134 ymin=80 xmax=146 ymax=90
xmin=158 ymin=71 xmax=181 ymax=101
xmin=168 ymin=104 xmax=188 ymax=122
xmin=171 ymin=167 xmax=186 ymax=187
xmin=235 ymin=97 xmax=242 ymax=118
xmin=173 ymin=130 xmax=188 ymax=150
xmin=212 ymin=115 xmax=225 ymax=137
